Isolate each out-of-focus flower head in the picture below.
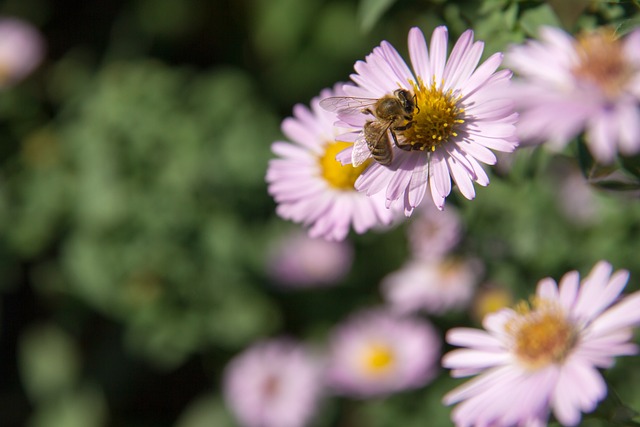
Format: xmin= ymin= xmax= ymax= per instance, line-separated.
xmin=324 ymin=26 xmax=518 ymax=214
xmin=266 ymin=84 xmax=398 ymax=241
xmin=443 ymin=261 xmax=640 ymax=426
xmin=407 ymin=203 xmax=463 ymax=260
xmin=266 ymin=230 xmax=353 ymax=288
xmin=381 ymin=257 xmax=482 ymax=315
xmin=506 ymin=26 xmax=640 ymax=164
xmin=223 ymin=338 xmax=324 ymax=427
xmin=555 ymin=162 xmax=602 ymax=226
xmin=325 ymin=308 xmax=440 ymax=398
xmin=0 ymin=17 xmax=45 ymax=88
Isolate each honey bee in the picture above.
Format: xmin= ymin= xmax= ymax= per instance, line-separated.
xmin=320 ymin=89 xmax=416 ymax=166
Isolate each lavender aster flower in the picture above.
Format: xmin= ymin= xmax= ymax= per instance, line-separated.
xmin=267 ymin=231 xmax=353 ymax=288
xmin=224 ymin=339 xmax=323 ymax=427
xmin=324 ymin=26 xmax=518 ymax=214
xmin=266 ymin=85 xmax=397 ymax=241
xmin=0 ymin=18 xmax=44 ymax=88
xmin=407 ymin=203 xmax=463 ymax=260
xmin=326 ymin=309 xmax=440 ymax=397
xmin=507 ymin=26 xmax=640 ymax=163
xmin=443 ymin=261 xmax=640 ymax=426
xmin=381 ymin=257 xmax=482 ymax=315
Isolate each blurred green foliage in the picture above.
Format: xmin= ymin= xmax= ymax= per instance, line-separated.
xmin=0 ymin=0 xmax=639 ymax=426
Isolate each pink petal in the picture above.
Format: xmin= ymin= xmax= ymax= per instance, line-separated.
xmin=442 ymin=349 xmax=510 ymax=371
xmin=536 ymin=277 xmax=559 ymax=300
xmin=552 ymin=361 xmax=606 ymax=426
xmin=429 ymin=150 xmax=451 ymax=198
xmin=447 ymin=155 xmax=476 ymax=200
xmin=379 ymin=40 xmax=414 ymax=84
xmin=408 ymin=27 xmax=431 ymax=81
xmin=446 ymin=327 xmax=503 ymax=350
xmin=461 ymin=52 xmax=503 ymax=98
xmin=430 ymin=26 xmax=448 ymax=87
xmin=555 ymin=270 xmax=579 ymax=311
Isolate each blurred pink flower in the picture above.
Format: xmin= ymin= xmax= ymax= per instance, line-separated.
xmin=328 ymin=26 xmax=518 ymax=214
xmin=443 ymin=261 xmax=640 ymax=427
xmin=381 ymin=257 xmax=482 ymax=315
xmin=407 ymin=203 xmax=463 ymax=260
xmin=507 ymin=26 xmax=640 ymax=163
xmin=325 ymin=309 xmax=440 ymax=397
xmin=224 ymin=339 xmax=324 ymax=427
xmin=556 ymin=165 xmax=601 ymax=226
xmin=266 ymin=84 xmax=398 ymax=241
xmin=267 ymin=231 xmax=353 ymax=288
xmin=0 ymin=18 xmax=44 ymax=88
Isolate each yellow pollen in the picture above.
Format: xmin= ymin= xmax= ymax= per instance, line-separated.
xmin=506 ymin=298 xmax=577 ymax=370
xmin=362 ymin=342 xmax=395 ymax=375
xmin=572 ymin=28 xmax=633 ymax=99
xmin=319 ymin=141 xmax=371 ymax=189
xmin=402 ymin=79 xmax=464 ymax=152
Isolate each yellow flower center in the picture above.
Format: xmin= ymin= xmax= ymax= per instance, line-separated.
xmin=400 ymin=79 xmax=465 ymax=152
xmin=572 ymin=28 xmax=633 ymax=99
xmin=506 ymin=298 xmax=577 ymax=370
xmin=361 ymin=342 xmax=395 ymax=375
xmin=319 ymin=141 xmax=371 ymax=189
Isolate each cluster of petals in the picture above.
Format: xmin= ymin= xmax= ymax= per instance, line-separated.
xmin=443 ymin=261 xmax=640 ymax=427
xmin=332 ymin=26 xmax=518 ymax=214
xmin=381 ymin=256 xmax=481 ymax=315
xmin=266 ymin=230 xmax=353 ymax=288
xmin=406 ymin=203 xmax=463 ymax=259
xmin=266 ymin=85 xmax=397 ymax=241
xmin=223 ymin=339 xmax=323 ymax=427
xmin=325 ymin=308 xmax=440 ymax=397
xmin=506 ymin=26 xmax=640 ymax=163
xmin=0 ymin=17 xmax=45 ymax=88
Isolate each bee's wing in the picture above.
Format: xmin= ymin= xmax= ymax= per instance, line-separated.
xmin=351 ymin=133 xmax=372 ymax=167
xmin=319 ymin=96 xmax=377 ymax=115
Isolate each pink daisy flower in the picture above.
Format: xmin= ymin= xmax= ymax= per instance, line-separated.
xmin=223 ymin=339 xmax=324 ymax=427
xmin=325 ymin=308 xmax=440 ymax=398
xmin=0 ymin=18 xmax=44 ymax=88
xmin=267 ymin=230 xmax=353 ymax=288
xmin=381 ymin=257 xmax=482 ymax=315
xmin=506 ymin=26 xmax=640 ymax=164
xmin=266 ymin=85 xmax=397 ymax=241
xmin=406 ymin=203 xmax=463 ymax=260
xmin=322 ymin=26 xmax=518 ymax=214
xmin=442 ymin=261 xmax=640 ymax=427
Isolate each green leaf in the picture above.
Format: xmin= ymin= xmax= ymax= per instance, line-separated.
xmin=358 ymin=0 xmax=398 ymax=32
xmin=621 ymin=153 xmax=640 ymax=179
xmin=174 ymin=395 xmax=235 ymax=427
xmin=546 ymin=0 xmax=590 ymax=29
xmin=19 ymin=324 xmax=81 ymax=403
xmin=589 ymin=179 xmax=640 ymax=192
xmin=519 ymin=3 xmax=562 ymax=36
xmin=27 ymin=385 xmax=107 ymax=427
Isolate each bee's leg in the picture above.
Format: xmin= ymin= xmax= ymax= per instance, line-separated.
xmin=393 ymin=121 xmax=414 ymax=131
xmin=390 ymin=130 xmax=413 ymax=151
xmin=396 ymin=139 xmax=413 ymax=151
